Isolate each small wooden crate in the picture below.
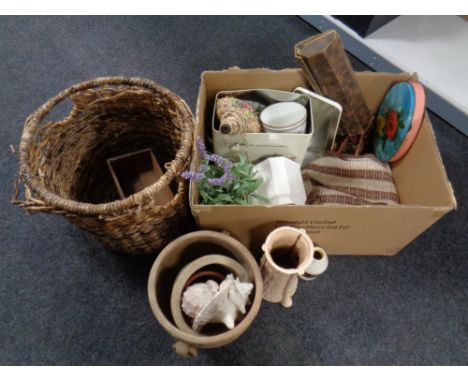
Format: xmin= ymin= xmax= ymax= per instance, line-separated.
xmin=107 ymin=148 xmax=174 ymax=205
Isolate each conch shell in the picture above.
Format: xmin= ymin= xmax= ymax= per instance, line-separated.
xmin=181 ymin=274 xmax=253 ymax=331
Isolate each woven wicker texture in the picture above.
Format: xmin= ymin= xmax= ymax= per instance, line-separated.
xmin=14 ymin=77 xmax=194 ymax=255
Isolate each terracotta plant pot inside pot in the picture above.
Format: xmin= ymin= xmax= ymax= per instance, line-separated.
xmin=147 ymin=230 xmax=263 ymax=358
xmin=184 ymin=270 xmax=226 ymax=289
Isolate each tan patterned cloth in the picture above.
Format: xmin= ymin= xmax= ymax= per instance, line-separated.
xmin=301 ymin=155 xmax=399 ymax=205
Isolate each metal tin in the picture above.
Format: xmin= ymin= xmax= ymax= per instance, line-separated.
xmin=293 ymin=87 xmax=342 ymax=163
xmin=212 ymin=89 xmax=314 ymax=164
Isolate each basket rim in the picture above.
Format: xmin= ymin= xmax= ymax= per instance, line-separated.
xmin=18 ymin=76 xmax=194 ymax=216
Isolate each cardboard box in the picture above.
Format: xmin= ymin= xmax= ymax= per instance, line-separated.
xmin=190 ymin=68 xmax=456 ymax=256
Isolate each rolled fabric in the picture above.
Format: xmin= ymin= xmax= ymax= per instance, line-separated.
xmin=301 ymin=154 xmax=399 ymax=206
xmin=216 ymin=96 xmax=263 ymax=135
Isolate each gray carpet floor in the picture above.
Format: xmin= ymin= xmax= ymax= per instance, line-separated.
xmin=0 ymin=16 xmax=467 ymax=365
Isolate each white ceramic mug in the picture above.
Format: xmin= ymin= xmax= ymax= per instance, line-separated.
xmin=260 ymin=102 xmax=307 ymax=134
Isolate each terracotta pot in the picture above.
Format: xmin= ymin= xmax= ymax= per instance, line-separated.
xmin=184 ymin=270 xmax=226 ymax=289
xmin=147 ymin=230 xmax=263 ymax=358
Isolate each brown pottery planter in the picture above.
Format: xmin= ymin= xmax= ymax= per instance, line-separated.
xmin=147 ymin=230 xmax=263 ymax=358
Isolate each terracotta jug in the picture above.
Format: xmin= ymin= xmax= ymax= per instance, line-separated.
xmin=260 ymin=226 xmax=328 ymax=308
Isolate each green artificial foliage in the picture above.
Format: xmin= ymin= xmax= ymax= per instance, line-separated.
xmin=198 ymin=156 xmax=267 ymax=205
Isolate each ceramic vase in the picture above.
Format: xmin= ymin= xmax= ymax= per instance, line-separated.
xmin=260 ymin=226 xmax=327 ymax=308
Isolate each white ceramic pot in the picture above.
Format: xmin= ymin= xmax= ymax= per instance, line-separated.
xmin=260 ymin=102 xmax=307 ymax=134
xmin=253 ymin=156 xmax=306 ymax=205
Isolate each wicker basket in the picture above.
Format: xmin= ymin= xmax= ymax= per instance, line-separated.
xmin=13 ymin=77 xmax=194 ymax=255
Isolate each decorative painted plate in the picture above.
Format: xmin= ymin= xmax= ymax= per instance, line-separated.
xmin=390 ymin=81 xmax=425 ymax=162
xmin=373 ymin=81 xmax=425 ymax=162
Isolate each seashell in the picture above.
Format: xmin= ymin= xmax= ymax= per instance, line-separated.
xmin=181 ymin=280 xmax=218 ymax=319
xmin=181 ymin=274 xmax=253 ymax=332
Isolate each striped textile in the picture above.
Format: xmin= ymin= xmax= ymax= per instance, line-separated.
xmin=301 ymin=154 xmax=399 ymax=205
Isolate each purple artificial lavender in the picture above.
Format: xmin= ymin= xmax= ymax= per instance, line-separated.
xmin=181 ymin=170 xmax=205 ymax=181
xmin=205 ymin=153 xmax=234 ymax=186
xmin=181 ymin=138 xmax=208 ymax=180
xmin=196 ymin=137 xmax=208 ymax=160
xmin=181 ymin=137 xmax=234 ymax=187
xmin=207 ymin=166 xmax=233 ymax=186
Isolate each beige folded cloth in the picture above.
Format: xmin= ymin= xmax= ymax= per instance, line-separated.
xmin=301 ymin=154 xmax=399 ymax=205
